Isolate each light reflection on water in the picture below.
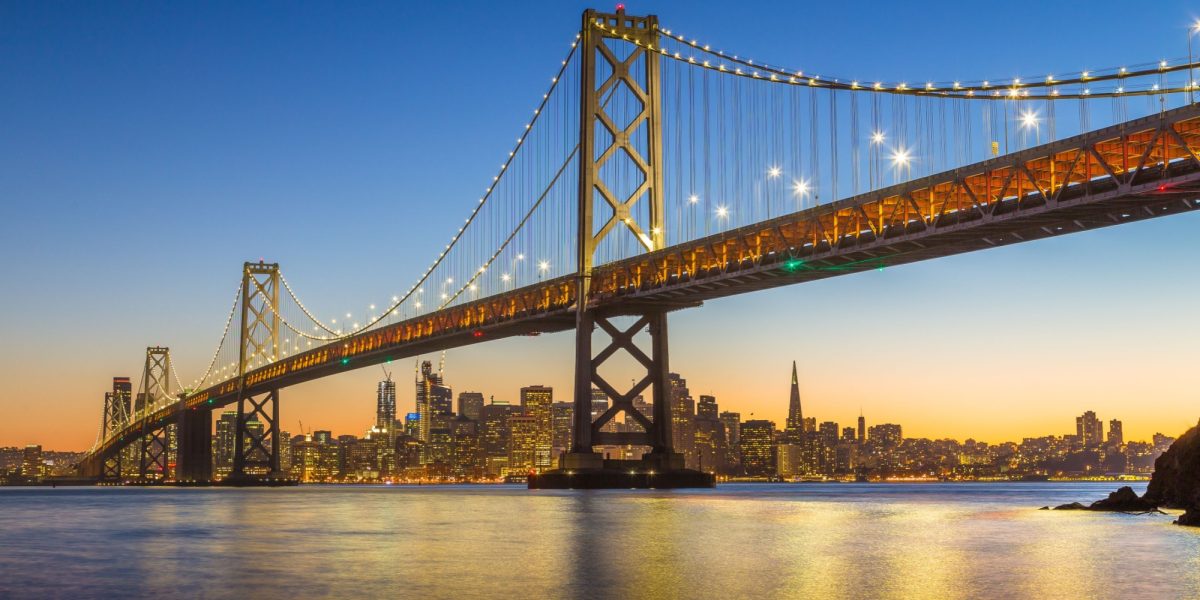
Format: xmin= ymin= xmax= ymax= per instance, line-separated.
xmin=1 ymin=482 xmax=1197 ymax=599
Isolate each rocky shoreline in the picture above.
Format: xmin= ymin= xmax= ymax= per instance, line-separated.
xmin=1047 ymin=420 xmax=1200 ymax=527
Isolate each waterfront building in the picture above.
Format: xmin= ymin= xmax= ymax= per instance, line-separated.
xmin=551 ymin=401 xmax=573 ymax=465
xmin=667 ymin=373 xmax=696 ymax=467
xmin=214 ymin=410 xmax=237 ymax=479
xmin=450 ymin=415 xmax=481 ymax=479
xmin=508 ymin=414 xmax=538 ymax=474
xmin=819 ymin=421 xmax=840 ymax=473
xmin=480 ymin=400 xmax=521 ymax=475
xmin=520 ymin=385 xmax=554 ymax=472
xmin=345 ymin=434 xmax=378 ymax=480
xmin=20 ymin=445 xmax=43 ymax=480
xmin=740 ymin=419 xmax=776 ymax=476
xmin=719 ymin=411 xmax=741 ymax=468
xmin=776 ymin=443 xmax=804 ymax=478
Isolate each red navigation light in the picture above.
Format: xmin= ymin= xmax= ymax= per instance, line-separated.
xmin=616 ymin=3 xmax=625 ymax=12
xmin=1158 ymin=185 xmax=1167 ymax=192
xmin=472 ymin=330 xmax=484 ymax=338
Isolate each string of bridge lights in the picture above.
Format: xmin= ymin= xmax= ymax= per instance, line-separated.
xmin=263 ymin=32 xmax=584 ymax=344
xmin=185 ymin=281 xmax=243 ymax=391
xmin=436 ymin=144 xmax=580 ymax=312
xmin=434 ymin=68 xmax=638 ymax=311
xmin=163 ymin=32 xmax=584 ymax=390
xmin=593 ymin=20 xmax=1200 ymax=99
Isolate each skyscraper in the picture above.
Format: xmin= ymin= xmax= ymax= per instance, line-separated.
xmin=719 ymin=410 xmax=741 ymax=467
xmin=415 ymin=359 xmax=452 ymax=463
xmin=450 ymin=415 xmax=481 ymax=479
xmin=404 ymin=412 xmax=421 ymax=440
xmin=376 ymin=378 xmax=396 ymax=431
xmin=692 ymin=397 xmax=727 ymax=474
xmin=21 ymin=445 xmax=43 ymax=480
xmin=818 ymin=421 xmax=840 ymax=473
xmin=740 ymin=420 xmax=776 ymax=476
xmin=857 ymin=411 xmax=866 ymax=444
xmin=785 ymin=361 xmax=803 ymax=442
xmin=480 ymin=400 xmax=521 ymax=476
xmin=551 ymin=401 xmax=574 ymax=464
xmin=1108 ymin=419 xmax=1124 ymax=446
xmin=520 ymin=385 xmax=554 ymax=472
xmin=509 ymin=414 xmax=538 ymax=474
xmin=214 ymin=410 xmax=238 ymax=479
xmin=1076 ymin=411 xmax=1103 ymax=449
xmin=667 ymin=373 xmax=695 ymax=466
xmin=458 ymin=392 xmax=485 ymax=421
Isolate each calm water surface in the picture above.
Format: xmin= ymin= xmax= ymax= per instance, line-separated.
xmin=1 ymin=482 xmax=1197 ymax=599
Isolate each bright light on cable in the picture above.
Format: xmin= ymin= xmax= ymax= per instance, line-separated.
xmin=1020 ymin=109 xmax=1039 ymax=130
xmin=791 ymin=178 xmax=811 ymax=198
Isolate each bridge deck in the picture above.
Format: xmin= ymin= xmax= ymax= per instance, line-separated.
xmin=82 ymin=103 xmax=1200 ymax=474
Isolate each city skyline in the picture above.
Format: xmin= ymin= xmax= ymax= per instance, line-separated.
xmin=16 ymin=358 xmax=1178 ymax=456
xmin=11 ymin=358 xmax=1170 ymax=484
xmin=4 ymin=1 xmax=1200 ymax=450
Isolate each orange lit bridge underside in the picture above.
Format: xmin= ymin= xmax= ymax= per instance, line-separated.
xmin=87 ymin=103 xmax=1200 ymax=468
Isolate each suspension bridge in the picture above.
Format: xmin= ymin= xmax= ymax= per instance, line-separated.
xmin=78 ymin=7 xmax=1200 ymax=486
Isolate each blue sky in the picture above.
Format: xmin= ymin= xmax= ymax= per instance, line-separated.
xmin=3 ymin=0 xmax=1200 ymax=448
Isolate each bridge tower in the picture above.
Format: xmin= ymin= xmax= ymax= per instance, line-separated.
xmin=100 ymin=381 xmax=131 ymax=480
xmin=230 ymin=261 xmax=285 ymax=481
xmin=544 ymin=7 xmax=710 ymax=488
xmin=136 ymin=346 xmax=172 ymax=482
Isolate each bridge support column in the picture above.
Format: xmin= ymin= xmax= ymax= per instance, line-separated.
xmin=537 ymin=308 xmax=708 ymax=489
xmin=229 ymin=388 xmax=284 ymax=483
xmin=102 ymin=453 xmax=122 ymax=481
xmin=138 ymin=425 xmax=168 ymax=483
xmin=177 ymin=406 xmax=212 ymax=483
xmin=531 ymin=7 xmax=710 ymax=488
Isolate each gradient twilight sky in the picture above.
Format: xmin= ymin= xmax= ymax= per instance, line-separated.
xmin=3 ymin=0 xmax=1200 ymax=450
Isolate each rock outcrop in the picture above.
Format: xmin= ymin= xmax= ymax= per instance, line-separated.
xmin=1049 ymin=420 xmax=1200 ymax=526
xmin=1177 ymin=506 xmax=1200 ymax=527
xmin=1143 ymin=420 xmax=1200 ymax=510
xmin=1051 ymin=486 xmax=1157 ymax=512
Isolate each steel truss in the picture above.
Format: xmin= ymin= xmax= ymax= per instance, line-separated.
xmin=567 ymin=8 xmax=678 ymax=468
xmin=138 ymin=424 xmax=168 ymax=482
xmin=136 ymin=346 xmax=173 ymax=482
xmin=232 ymin=388 xmax=282 ymax=478
xmin=230 ymin=262 xmax=283 ymax=480
xmin=583 ymin=310 xmax=672 ymax=451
